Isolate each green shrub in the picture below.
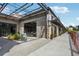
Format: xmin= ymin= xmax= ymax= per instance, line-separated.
xmin=7 ymin=34 xmax=13 ymax=40
xmin=14 ymin=33 xmax=20 ymax=40
xmin=67 ymin=29 xmax=77 ymax=32
xmin=7 ymin=33 xmax=21 ymax=40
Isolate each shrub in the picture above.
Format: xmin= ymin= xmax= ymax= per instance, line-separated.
xmin=14 ymin=33 xmax=20 ymax=40
xmin=20 ymin=33 xmax=27 ymax=41
xmin=7 ymin=33 xmax=21 ymax=40
xmin=7 ymin=34 xmax=13 ymax=40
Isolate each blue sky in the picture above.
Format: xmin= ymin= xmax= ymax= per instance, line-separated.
xmin=47 ymin=3 xmax=79 ymax=27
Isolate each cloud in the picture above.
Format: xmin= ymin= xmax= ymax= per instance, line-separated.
xmin=50 ymin=6 xmax=70 ymax=14
xmin=69 ymin=23 xmax=75 ymax=26
xmin=66 ymin=23 xmax=75 ymax=27
xmin=76 ymin=17 xmax=79 ymax=21
xmin=62 ymin=22 xmax=75 ymax=27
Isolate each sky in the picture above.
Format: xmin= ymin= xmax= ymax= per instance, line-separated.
xmin=47 ymin=3 xmax=79 ymax=27
xmin=1 ymin=3 xmax=79 ymax=27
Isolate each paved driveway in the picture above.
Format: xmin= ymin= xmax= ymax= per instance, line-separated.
xmin=0 ymin=37 xmax=19 ymax=56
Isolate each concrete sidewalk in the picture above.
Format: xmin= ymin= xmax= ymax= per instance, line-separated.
xmin=4 ymin=38 xmax=50 ymax=56
xmin=28 ymin=33 xmax=71 ymax=56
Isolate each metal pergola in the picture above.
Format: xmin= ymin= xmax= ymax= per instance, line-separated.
xmin=0 ymin=3 xmax=49 ymax=19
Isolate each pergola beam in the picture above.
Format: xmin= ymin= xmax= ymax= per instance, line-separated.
xmin=24 ymin=7 xmax=41 ymax=15
xmin=37 ymin=3 xmax=48 ymax=12
xmin=17 ymin=3 xmax=33 ymax=13
xmin=0 ymin=3 xmax=8 ymax=13
xmin=10 ymin=3 xmax=28 ymax=15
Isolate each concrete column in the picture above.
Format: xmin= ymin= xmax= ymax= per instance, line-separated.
xmin=52 ymin=26 xmax=55 ymax=38
xmin=37 ymin=20 xmax=41 ymax=38
xmin=46 ymin=11 xmax=52 ymax=39
xmin=19 ymin=23 xmax=24 ymax=34
xmin=60 ymin=28 xmax=63 ymax=34
xmin=36 ymin=16 xmax=46 ymax=38
xmin=56 ymin=26 xmax=59 ymax=36
xmin=16 ymin=22 xmax=20 ymax=33
xmin=48 ymin=22 xmax=52 ymax=39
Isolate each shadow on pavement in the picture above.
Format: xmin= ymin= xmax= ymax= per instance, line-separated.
xmin=0 ymin=37 xmax=19 ymax=56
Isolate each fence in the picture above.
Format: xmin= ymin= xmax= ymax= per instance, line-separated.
xmin=68 ymin=31 xmax=79 ymax=56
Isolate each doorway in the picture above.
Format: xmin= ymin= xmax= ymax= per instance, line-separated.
xmin=24 ymin=21 xmax=36 ymax=37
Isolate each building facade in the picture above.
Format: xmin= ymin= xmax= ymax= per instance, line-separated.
xmin=0 ymin=4 xmax=65 ymax=39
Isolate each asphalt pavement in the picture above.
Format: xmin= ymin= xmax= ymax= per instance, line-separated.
xmin=0 ymin=37 xmax=19 ymax=56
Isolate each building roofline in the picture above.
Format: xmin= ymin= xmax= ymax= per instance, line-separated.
xmin=47 ymin=7 xmax=66 ymax=29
